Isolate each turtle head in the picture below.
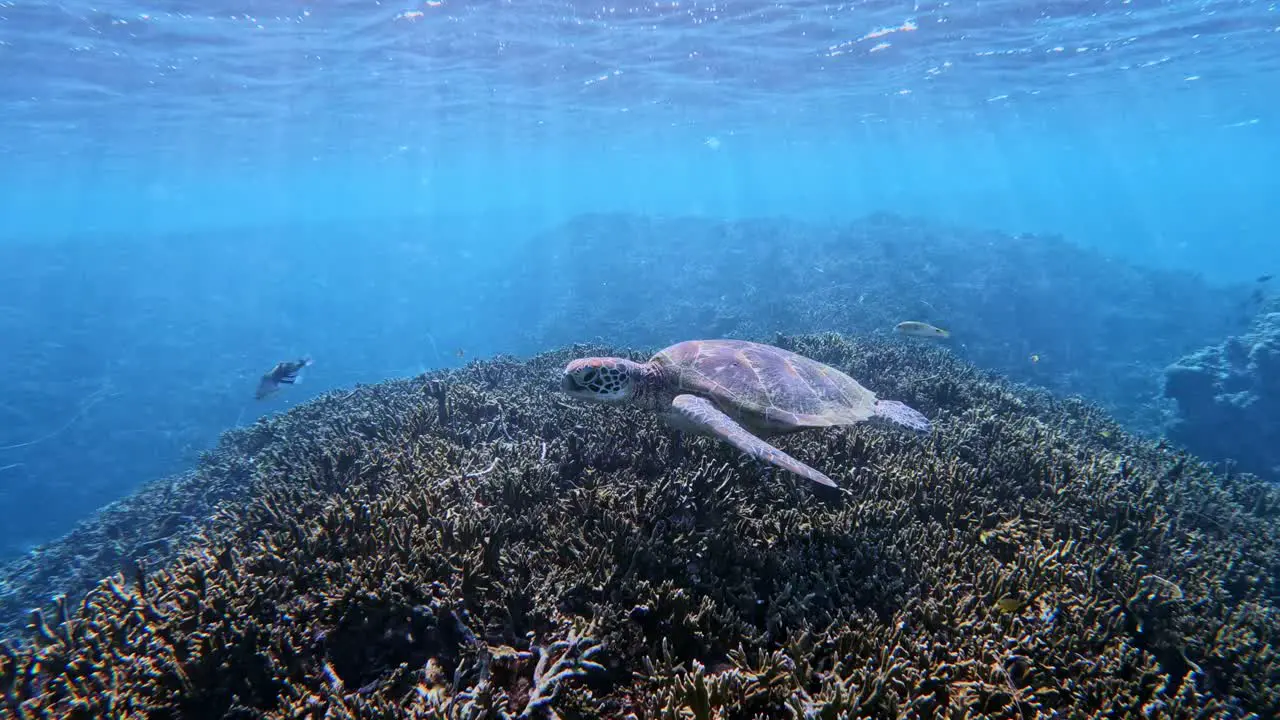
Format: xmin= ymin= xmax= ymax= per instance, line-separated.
xmin=561 ymin=357 xmax=644 ymax=403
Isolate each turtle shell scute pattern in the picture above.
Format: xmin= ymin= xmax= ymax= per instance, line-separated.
xmin=652 ymin=339 xmax=878 ymax=428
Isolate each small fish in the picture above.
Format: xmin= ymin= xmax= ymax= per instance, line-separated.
xmin=896 ymin=321 xmax=950 ymax=339
xmin=995 ymin=595 xmax=1026 ymax=613
xmin=255 ymin=357 xmax=312 ymax=400
xmin=1029 ymin=354 xmax=1040 ymax=364
xmin=455 ymin=348 xmax=466 ymax=359
xmin=1258 ymin=274 xmax=1273 ymax=283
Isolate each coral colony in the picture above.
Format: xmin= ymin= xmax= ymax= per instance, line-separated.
xmin=2 ymin=334 xmax=1278 ymax=717
xmin=1165 ymin=310 xmax=1280 ymax=481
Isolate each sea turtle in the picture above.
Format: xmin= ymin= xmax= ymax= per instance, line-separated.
xmin=560 ymin=339 xmax=931 ymax=488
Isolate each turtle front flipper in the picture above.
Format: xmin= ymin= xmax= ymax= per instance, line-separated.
xmin=667 ymin=394 xmax=838 ymax=488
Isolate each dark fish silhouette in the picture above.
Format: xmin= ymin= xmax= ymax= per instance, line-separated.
xmin=1257 ymin=274 xmax=1273 ymax=283
xmin=255 ymin=357 xmax=312 ymax=400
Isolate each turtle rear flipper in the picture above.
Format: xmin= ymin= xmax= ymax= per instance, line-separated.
xmin=872 ymin=399 xmax=931 ymax=433
xmin=667 ymin=394 xmax=838 ymax=488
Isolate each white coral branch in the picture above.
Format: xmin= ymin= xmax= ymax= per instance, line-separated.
xmin=518 ymin=625 xmax=606 ymax=719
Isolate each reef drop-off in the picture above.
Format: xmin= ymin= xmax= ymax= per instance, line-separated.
xmin=2 ymin=333 xmax=1278 ymax=718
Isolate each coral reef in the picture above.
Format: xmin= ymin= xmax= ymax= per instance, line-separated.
xmin=1164 ymin=308 xmax=1280 ymax=481
xmin=507 ymin=213 xmax=1249 ymax=438
xmin=0 ymin=418 xmax=273 ymax=640
xmin=2 ymin=212 xmax=1249 ymax=562
xmin=0 ymin=216 xmax=503 ymax=561
xmin=3 ymin=333 xmax=1279 ymax=718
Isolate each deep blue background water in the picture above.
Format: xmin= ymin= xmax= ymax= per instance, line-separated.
xmin=1 ymin=0 xmax=1277 ymax=556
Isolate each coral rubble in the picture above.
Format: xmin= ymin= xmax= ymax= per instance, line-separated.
xmin=2 ymin=333 xmax=1278 ymax=718
xmin=1164 ymin=310 xmax=1280 ymax=481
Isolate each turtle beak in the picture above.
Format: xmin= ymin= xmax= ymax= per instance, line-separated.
xmin=561 ymin=370 xmax=591 ymax=398
xmin=561 ymin=372 xmax=579 ymax=394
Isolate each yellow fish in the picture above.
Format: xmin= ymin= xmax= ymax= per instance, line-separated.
xmin=996 ymin=595 xmax=1026 ymax=613
xmin=896 ymin=321 xmax=950 ymax=339
xmin=1030 ymin=354 xmax=1040 ymax=364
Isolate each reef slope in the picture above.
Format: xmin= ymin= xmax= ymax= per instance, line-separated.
xmin=2 ymin=334 xmax=1278 ymax=718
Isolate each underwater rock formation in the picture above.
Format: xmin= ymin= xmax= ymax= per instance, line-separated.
xmin=2 ymin=334 xmax=1278 ymax=717
xmin=1164 ymin=310 xmax=1280 ymax=481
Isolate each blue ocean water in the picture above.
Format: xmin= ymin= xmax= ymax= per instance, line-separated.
xmin=0 ymin=0 xmax=1278 ymax=555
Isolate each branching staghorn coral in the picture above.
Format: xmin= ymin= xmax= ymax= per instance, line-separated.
xmin=518 ymin=622 xmax=606 ymax=718
xmin=0 ymin=333 xmax=1277 ymax=718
